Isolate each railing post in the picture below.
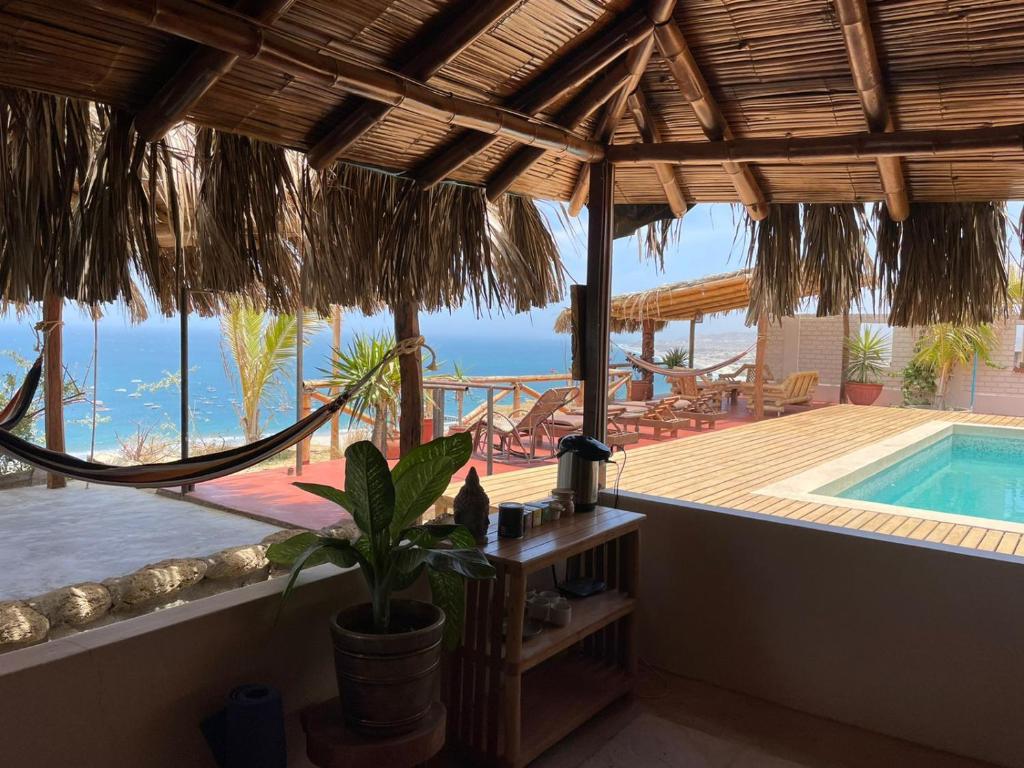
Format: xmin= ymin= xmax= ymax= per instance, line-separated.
xmin=300 ymin=389 xmax=312 ymax=464
xmin=431 ymin=387 xmax=444 ymax=440
xmin=486 ymin=386 xmax=495 ymax=476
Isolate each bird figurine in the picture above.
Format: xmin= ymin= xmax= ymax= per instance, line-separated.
xmin=453 ymin=467 xmax=490 ymax=545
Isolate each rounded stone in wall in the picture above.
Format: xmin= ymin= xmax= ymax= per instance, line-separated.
xmin=28 ymin=583 xmax=111 ymax=627
xmin=206 ymin=545 xmax=269 ymax=581
xmin=103 ymin=558 xmax=208 ymax=612
xmin=261 ymin=529 xmax=300 ymax=547
xmin=0 ymin=601 xmax=49 ymax=648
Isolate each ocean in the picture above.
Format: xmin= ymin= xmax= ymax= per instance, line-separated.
xmin=0 ymin=319 xmax=753 ymax=454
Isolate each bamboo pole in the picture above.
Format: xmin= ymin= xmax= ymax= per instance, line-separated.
xmin=414 ymin=6 xmax=653 ymax=188
xmin=85 ymin=0 xmax=604 ymax=163
xmin=688 ymin=318 xmax=696 ymax=368
xmin=605 ymin=123 xmax=1024 ymax=165
xmin=308 ymin=0 xmax=519 ymax=170
xmin=835 ymin=0 xmax=909 ymax=221
xmin=394 ymin=302 xmax=422 ymax=457
xmin=134 ymin=0 xmax=296 ymax=140
xmin=625 ymin=88 xmax=688 ymax=216
xmin=43 ymin=291 xmax=65 ymax=489
xmin=582 ymin=159 xmax=614 ymax=443
xmin=653 ymin=18 xmax=768 ymax=221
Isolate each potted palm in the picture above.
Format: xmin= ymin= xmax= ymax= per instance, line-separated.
xmin=266 ymin=432 xmax=494 ymax=735
xmin=844 ymin=328 xmax=891 ymax=405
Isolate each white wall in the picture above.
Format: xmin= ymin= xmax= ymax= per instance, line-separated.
xmin=607 ymin=490 xmax=1024 ymax=768
xmin=767 ymin=314 xmax=1024 ymax=414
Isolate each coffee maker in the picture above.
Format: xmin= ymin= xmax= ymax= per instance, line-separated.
xmin=555 ymin=435 xmax=612 ymax=512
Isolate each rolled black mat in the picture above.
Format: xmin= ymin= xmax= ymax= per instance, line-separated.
xmin=201 ymin=684 xmax=287 ymax=768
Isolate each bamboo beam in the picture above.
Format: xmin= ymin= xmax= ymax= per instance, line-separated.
xmin=485 ymin=55 xmax=634 ymax=201
xmin=567 ymin=37 xmax=657 ymax=215
xmin=653 ymin=19 xmax=768 ymax=220
xmin=605 ymin=123 xmax=1024 ymax=165
xmin=134 ymin=0 xmax=296 ymax=141
xmin=625 ymin=88 xmax=687 ymax=215
xmin=835 ymin=0 xmax=909 ymax=221
xmin=414 ymin=6 xmax=654 ymax=188
xmin=582 ymin=159 xmax=615 ymax=443
xmin=308 ymin=0 xmax=519 ymax=171
xmin=42 ymin=291 xmax=65 ymax=489
xmin=85 ymin=0 xmax=604 ymax=162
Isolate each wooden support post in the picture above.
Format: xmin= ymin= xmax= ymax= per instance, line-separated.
xmin=688 ymin=318 xmax=696 ymax=368
xmin=582 ymin=160 xmax=614 ymax=443
xmin=395 ymin=302 xmax=422 ymax=457
xmin=330 ymin=306 xmax=342 ymax=458
xmin=753 ymin=313 xmax=767 ymax=420
xmin=42 ymin=291 xmax=65 ymax=489
xmin=640 ymin=320 xmax=655 ymax=394
xmin=839 ymin=310 xmax=850 ymax=404
xmin=300 ymin=390 xmax=312 ymax=465
xmin=296 ymin=300 xmax=305 ymax=474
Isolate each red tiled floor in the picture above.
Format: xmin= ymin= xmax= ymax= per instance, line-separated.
xmin=185 ymin=401 xmax=828 ymax=529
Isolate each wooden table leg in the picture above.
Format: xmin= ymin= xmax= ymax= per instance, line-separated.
xmin=502 ymin=571 xmax=527 ymax=767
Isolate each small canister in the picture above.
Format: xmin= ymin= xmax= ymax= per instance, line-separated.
xmin=498 ymin=502 xmax=525 ymax=538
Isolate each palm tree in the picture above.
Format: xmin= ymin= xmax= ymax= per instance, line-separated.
xmin=327 ymin=331 xmax=402 ymax=452
xmin=220 ymin=297 xmax=318 ymax=443
xmin=912 ymin=323 xmax=999 ymax=408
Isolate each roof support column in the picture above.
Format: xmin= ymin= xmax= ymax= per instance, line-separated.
xmin=582 ymin=160 xmax=614 ymax=444
xmin=395 ymin=302 xmax=423 ymax=457
xmin=42 ymin=291 xmax=66 ymax=489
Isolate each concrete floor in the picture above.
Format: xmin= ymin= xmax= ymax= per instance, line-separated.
xmin=0 ymin=482 xmax=280 ymax=600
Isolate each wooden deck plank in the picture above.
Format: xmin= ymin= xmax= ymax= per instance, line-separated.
xmin=441 ymin=405 xmax=1024 ymax=560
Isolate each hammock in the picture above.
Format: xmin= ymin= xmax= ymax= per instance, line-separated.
xmin=0 ymin=340 xmax=418 ymax=488
xmin=625 ymin=344 xmax=755 ymax=379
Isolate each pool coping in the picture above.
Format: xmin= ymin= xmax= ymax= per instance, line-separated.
xmin=754 ymin=421 xmax=1024 ymax=536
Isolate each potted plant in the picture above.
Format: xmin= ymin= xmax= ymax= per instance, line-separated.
xmin=901 ymin=354 xmax=937 ymax=407
xmin=843 ymin=327 xmax=891 ymax=405
xmin=266 ymin=432 xmax=494 ymax=735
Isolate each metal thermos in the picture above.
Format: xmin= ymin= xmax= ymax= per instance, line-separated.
xmin=556 ymin=435 xmax=612 ymax=512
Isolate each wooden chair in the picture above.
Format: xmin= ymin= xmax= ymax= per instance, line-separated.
xmin=470 ymin=386 xmax=579 ymax=459
xmin=758 ymin=371 xmax=819 ymax=415
xmin=667 ymin=374 xmax=724 ymax=412
xmin=720 ymin=363 xmax=774 ymax=384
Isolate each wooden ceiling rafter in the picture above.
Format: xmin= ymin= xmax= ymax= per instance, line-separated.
xmin=625 ymin=87 xmax=687 ymax=215
xmin=653 ymin=18 xmax=769 ymax=221
xmin=84 ymin=0 xmax=604 ymax=161
xmin=835 ymin=0 xmax=910 ymax=221
xmin=307 ymin=0 xmax=520 ymax=171
xmin=413 ymin=3 xmax=658 ymax=189
xmin=134 ymin=0 xmax=297 ymax=141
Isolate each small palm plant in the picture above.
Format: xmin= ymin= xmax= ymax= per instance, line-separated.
xmin=327 ymin=332 xmax=402 ymax=452
xmin=266 ymin=432 xmax=494 ymax=648
xmin=912 ymin=323 xmax=999 ymax=408
xmin=844 ymin=327 xmax=891 ymax=383
xmin=220 ymin=297 xmax=319 ymax=443
xmin=659 ymin=346 xmax=689 ymax=369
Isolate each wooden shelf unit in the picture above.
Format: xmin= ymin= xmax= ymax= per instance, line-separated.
xmin=443 ymin=506 xmax=644 ymax=768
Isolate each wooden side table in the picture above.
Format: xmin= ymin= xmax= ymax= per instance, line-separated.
xmin=301 ymin=699 xmax=446 ymax=768
xmin=443 ymin=506 xmax=644 ymax=767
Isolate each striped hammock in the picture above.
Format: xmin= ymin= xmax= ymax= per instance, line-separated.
xmin=624 ymin=344 xmax=755 ymax=379
xmin=0 ymin=341 xmax=414 ymax=488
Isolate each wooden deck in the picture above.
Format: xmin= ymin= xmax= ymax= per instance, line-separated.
xmin=440 ymin=405 xmax=1024 ymax=560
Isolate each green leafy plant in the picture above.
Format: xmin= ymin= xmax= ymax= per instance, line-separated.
xmin=266 ymin=432 xmax=494 ymax=648
xmin=912 ymin=323 xmax=1000 ymax=408
xmin=844 ymin=328 xmax=891 ymax=384
xmin=327 ymin=331 xmax=402 ymax=452
xmin=901 ymin=356 xmax=938 ymax=407
xmin=658 ymin=346 xmax=689 ymax=369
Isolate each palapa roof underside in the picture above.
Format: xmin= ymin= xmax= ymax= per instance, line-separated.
xmin=554 ymin=269 xmax=752 ymax=332
xmin=3 ymin=0 xmax=1024 ymax=209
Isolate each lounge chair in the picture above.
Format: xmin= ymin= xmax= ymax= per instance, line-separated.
xmin=720 ymin=363 xmax=774 ymax=384
xmin=470 ymin=386 xmax=579 ymax=459
xmin=547 ymin=405 xmax=641 ymax=451
xmin=667 ymin=374 xmax=724 ymax=412
xmin=756 ymin=371 xmax=819 ymax=415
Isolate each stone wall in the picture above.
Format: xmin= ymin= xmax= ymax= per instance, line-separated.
xmin=765 ymin=314 xmax=1024 ymax=414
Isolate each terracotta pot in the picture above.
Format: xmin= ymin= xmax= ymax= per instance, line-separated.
xmin=845 ymin=381 xmax=883 ymax=406
xmin=421 ymin=418 xmax=434 ymax=443
xmin=330 ymin=600 xmax=444 ymax=736
xmin=385 ymin=438 xmax=401 ymax=460
xmin=628 ymin=379 xmax=652 ymax=401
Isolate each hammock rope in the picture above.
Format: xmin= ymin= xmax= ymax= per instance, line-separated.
xmin=623 ymin=343 xmax=755 ymax=379
xmin=0 ymin=336 xmax=426 ymax=488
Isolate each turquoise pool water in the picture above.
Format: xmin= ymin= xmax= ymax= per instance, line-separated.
xmin=837 ymin=433 xmax=1024 ymax=523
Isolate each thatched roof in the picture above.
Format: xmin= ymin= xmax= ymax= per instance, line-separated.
xmin=554 ymin=269 xmax=752 ymax=333
xmin=3 ymin=0 xmax=1024 ymax=211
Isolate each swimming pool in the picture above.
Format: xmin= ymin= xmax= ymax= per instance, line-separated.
xmin=755 ymin=422 xmax=1024 ymax=534
xmin=837 ymin=432 xmax=1024 ymax=523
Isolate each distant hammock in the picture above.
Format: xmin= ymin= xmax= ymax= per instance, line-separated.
xmin=624 ymin=344 xmax=755 ymax=379
xmin=0 ymin=340 xmax=416 ymax=488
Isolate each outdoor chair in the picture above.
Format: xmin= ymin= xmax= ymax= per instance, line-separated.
xmin=720 ymin=363 xmax=774 ymax=384
xmin=758 ymin=371 xmax=819 ymax=415
xmin=470 ymin=386 xmax=579 ymax=460
xmin=547 ymin=405 xmax=641 ymax=452
xmin=667 ymin=374 xmax=724 ymax=412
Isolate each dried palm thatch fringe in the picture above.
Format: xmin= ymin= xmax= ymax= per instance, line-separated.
xmin=875 ymin=203 xmax=1009 ymax=327
xmin=0 ymin=89 xmax=91 ymax=302
xmin=195 ymin=129 xmax=300 ymax=314
xmin=801 ymin=204 xmax=870 ymax=317
xmin=745 ymin=204 xmax=801 ymax=323
xmin=303 ymin=164 xmax=562 ymax=316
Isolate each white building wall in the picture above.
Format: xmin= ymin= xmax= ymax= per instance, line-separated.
xmin=765 ymin=314 xmax=1024 ymax=415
